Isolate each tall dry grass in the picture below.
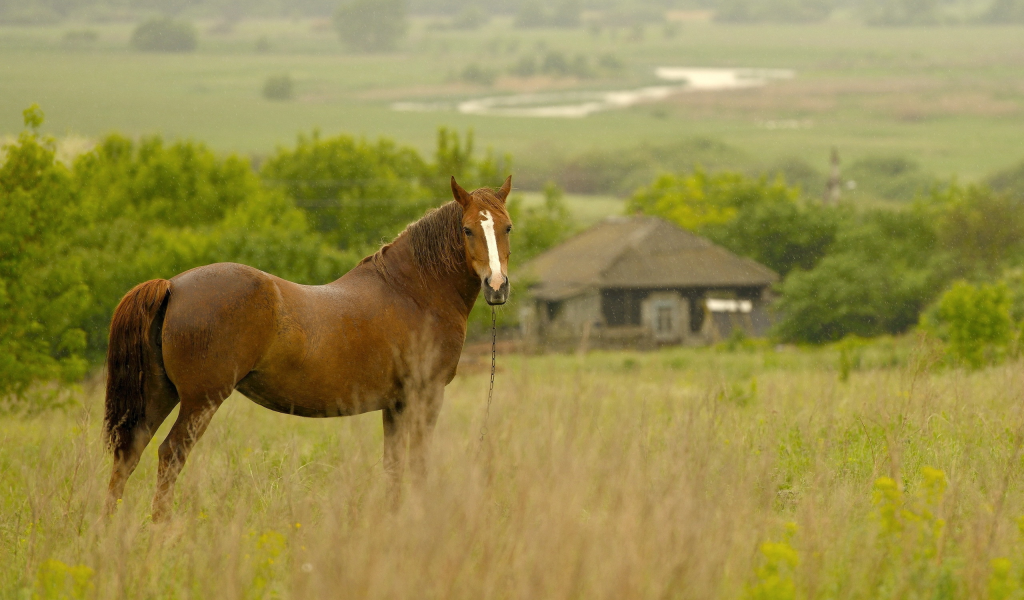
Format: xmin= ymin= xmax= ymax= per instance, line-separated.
xmin=5 ymin=343 xmax=1024 ymax=599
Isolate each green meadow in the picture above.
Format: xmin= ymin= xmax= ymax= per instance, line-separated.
xmin=9 ymin=343 xmax=1024 ymax=598
xmin=2 ymin=18 xmax=1024 ymax=181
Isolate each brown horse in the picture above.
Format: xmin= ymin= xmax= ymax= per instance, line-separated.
xmin=104 ymin=177 xmax=513 ymax=520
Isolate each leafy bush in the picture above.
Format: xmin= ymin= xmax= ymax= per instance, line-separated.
xmin=929 ymin=182 xmax=1024 ymax=278
xmin=773 ymin=210 xmax=941 ymax=343
xmin=333 ymin=0 xmax=406 ymax=52
xmin=262 ymin=74 xmax=293 ymax=100
xmin=921 ymin=281 xmax=1014 ymax=368
xmin=0 ymin=106 xmax=89 ymax=400
xmin=130 ymin=17 xmax=197 ymax=53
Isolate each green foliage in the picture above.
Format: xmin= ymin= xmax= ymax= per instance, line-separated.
xmin=0 ymin=109 xmax=89 ymax=400
xmin=774 ymin=209 xmax=940 ymax=343
xmin=261 ymin=130 xmax=431 ymax=250
xmin=333 ymin=0 xmax=407 ymax=52
xmin=432 ymin=127 xmax=510 ymax=193
xmin=69 ymin=133 xmax=348 ymax=361
xmin=628 ymin=169 xmax=750 ymax=231
xmin=744 ymin=523 xmax=799 ymax=600
xmin=262 ymin=74 xmax=294 ymax=101
xmin=921 ymin=281 xmax=1014 ymax=369
xmin=870 ymin=467 xmax=952 ymax=597
xmin=129 ymin=17 xmax=197 ymax=53
xmin=929 ymin=183 xmax=1024 ymax=277
xmin=629 ymin=168 xmax=833 ymax=276
xmin=706 ymin=193 xmax=838 ymax=277
xmin=32 ymin=559 xmax=94 ymax=600
xmin=512 ymin=182 xmax=574 ymax=264
xmin=836 ymin=335 xmax=866 ymax=382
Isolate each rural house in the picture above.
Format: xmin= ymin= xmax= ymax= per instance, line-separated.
xmin=518 ymin=216 xmax=779 ymax=349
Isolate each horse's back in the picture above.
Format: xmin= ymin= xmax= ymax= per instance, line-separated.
xmin=161 ymin=263 xmax=280 ymax=398
xmin=159 ymin=262 xmax=408 ymax=416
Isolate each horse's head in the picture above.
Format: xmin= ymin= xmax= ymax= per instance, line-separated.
xmin=451 ymin=176 xmax=513 ymax=306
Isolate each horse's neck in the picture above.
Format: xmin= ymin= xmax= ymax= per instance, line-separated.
xmin=377 ymin=237 xmax=480 ymax=319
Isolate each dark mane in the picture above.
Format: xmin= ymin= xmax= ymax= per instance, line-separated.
xmin=369 ymin=200 xmax=464 ymax=281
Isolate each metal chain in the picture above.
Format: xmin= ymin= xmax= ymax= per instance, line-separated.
xmin=479 ymin=306 xmax=497 ymax=443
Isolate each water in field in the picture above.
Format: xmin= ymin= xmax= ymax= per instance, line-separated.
xmin=392 ymin=67 xmax=795 ymax=118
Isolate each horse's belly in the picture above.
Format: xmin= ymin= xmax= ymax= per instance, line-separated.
xmin=236 ymin=369 xmax=395 ymax=418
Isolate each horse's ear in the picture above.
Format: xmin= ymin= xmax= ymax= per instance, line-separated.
xmin=495 ymin=175 xmax=512 ymax=204
xmin=451 ymin=176 xmax=472 ymax=209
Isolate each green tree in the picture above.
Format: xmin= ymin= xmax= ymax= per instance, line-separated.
xmin=72 ymin=134 xmax=344 ymax=360
xmin=333 ymin=0 xmax=407 ymax=52
xmin=922 ymin=281 xmax=1014 ymax=368
xmin=629 ymin=169 xmax=833 ymax=275
xmin=432 ymin=127 xmax=510 ymax=194
xmin=129 ymin=17 xmax=197 ymax=52
xmin=261 ymin=130 xmax=431 ymax=251
xmin=928 ymin=183 xmax=1024 ymax=278
xmin=511 ymin=181 xmax=574 ymax=265
xmin=0 ymin=106 xmax=89 ymax=399
xmin=773 ymin=210 xmax=941 ymax=343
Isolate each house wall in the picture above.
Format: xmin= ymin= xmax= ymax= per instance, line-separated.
xmin=527 ymin=286 xmax=773 ymax=351
xmin=640 ymin=291 xmax=689 ymax=345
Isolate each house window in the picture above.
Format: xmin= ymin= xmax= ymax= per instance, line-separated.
xmin=656 ymin=305 xmax=673 ymax=334
xmin=602 ymin=289 xmax=642 ymax=326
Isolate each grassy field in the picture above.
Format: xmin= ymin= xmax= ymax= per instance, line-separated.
xmin=6 ymin=341 xmax=1024 ymax=598
xmin=2 ymin=18 xmax=1024 ymax=183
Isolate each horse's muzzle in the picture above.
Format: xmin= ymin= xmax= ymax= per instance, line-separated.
xmin=483 ymin=278 xmax=510 ymax=305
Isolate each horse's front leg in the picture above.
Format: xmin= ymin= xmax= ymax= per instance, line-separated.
xmin=382 ymin=384 xmax=444 ymax=508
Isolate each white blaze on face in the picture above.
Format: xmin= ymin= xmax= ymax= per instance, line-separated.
xmin=479 ymin=210 xmax=504 ymax=291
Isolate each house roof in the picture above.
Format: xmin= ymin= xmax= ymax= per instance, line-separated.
xmin=518 ymin=216 xmax=779 ymax=301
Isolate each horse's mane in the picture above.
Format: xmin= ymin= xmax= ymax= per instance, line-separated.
xmin=367 ymin=193 xmax=507 ymax=282
xmin=368 ymin=200 xmax=463 ymax=282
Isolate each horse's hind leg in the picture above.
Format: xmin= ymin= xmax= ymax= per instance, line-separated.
xmin=151 ymin=391 xmax=227 ymax=522
xmin=105 ymin=361 xmax=180 ymax=515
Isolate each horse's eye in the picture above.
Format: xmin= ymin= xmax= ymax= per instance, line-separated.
xmin=506 ymin=226 xmax=513 ymax=234
xmin=463 ymin=227 xmax=473 ymax=236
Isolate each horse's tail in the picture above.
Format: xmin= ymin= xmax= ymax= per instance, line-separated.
xmin=104 ymin=279 xmax=172 ymax=457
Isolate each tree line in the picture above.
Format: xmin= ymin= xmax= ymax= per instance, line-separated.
xmin=0 ymin=106 xmax=566 ymax=403
xmin=629 ymin=166 xmax=1024 ymax=365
